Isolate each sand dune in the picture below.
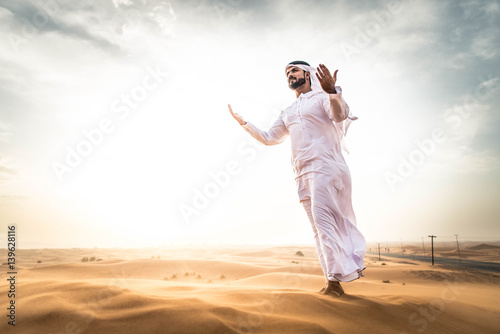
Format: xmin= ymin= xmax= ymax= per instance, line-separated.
xmin=468 ymin=243 xmax=500 ymax=251
xmin=1 ymin=246 xmax=499 ymax=333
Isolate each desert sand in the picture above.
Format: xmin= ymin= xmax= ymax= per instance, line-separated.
xmin=1 ymin=244 xmax=499 ymax=334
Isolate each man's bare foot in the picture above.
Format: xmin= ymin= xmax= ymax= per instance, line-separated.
xmin=321 ymin=280 xmax=344 ymax=297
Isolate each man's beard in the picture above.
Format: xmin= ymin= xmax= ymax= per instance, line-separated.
xmin=288 ymin=77 xmax=306 ymax=90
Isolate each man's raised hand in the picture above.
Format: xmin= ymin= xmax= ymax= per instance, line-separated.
xmin=228 ymin=104 xmax=247 ymax=125
xmin=316 ymin=64 xmax=338 ymax=94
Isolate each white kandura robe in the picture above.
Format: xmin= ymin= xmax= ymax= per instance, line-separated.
xmin=241 ymin=87 xmax=366 ymax=282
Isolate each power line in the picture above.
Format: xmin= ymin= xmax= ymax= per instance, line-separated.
xmin=428 ymin=235 xmax=436 ymax=266
xmin=455 ymin=234 xmax=462 ymax=263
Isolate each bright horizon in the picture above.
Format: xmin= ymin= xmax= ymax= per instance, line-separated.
xmin=1 ymin=0 xmax=499 ymax=248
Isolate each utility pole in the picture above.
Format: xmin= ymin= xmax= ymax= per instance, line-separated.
xmin=428 ymin=235 xmax=436 ymax=266
xmin=421 ymin=236 xmax=426 ymax=256
xmin=377 ymin=243 xmax=381 ymax=261
xmin=455 ymin=234 xmax=462 ymax=263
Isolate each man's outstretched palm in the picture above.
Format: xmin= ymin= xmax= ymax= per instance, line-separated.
xmin=228 ymin=104 xmax=246 ymax=125
xmin=316 ymin=64 xmax=338 ymax=94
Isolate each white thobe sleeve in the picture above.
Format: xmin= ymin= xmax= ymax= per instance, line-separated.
xmin=241 ymin=111 xmax=289 ymax=145
xmin=322 ymin=86 xmax=358 ymax=153
xmin=323 ymin=86 xmax=356 ymax=123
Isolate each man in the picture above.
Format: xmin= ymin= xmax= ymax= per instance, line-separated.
xmin=228 ymin=61 xmax=366 ymax=297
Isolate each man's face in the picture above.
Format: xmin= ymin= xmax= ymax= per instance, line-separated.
xmin=286 ymin=66 xmax=308 ymax=90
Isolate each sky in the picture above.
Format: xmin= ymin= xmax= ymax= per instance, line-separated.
xmin=0 ymin=0 xmax=499 ymax=248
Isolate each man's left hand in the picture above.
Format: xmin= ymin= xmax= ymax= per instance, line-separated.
xmin=316 ymin=64 xmax=337 ymax=94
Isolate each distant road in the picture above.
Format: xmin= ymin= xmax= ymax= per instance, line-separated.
xmin=366 ymin=251 xmax=500 ymax=273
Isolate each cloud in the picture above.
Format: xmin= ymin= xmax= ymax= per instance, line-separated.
xmin=112 ymin=0 xmax=134 ymax=7
xmin=0 ymin=0 xmax=121 ymax=52
xmin=457 ymin=150 xmax=500 ymax=174
xmin=0 ymin=0 xmax=180 ymax=54
xmin=471 ymin=34 xmax=498 ymax=59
